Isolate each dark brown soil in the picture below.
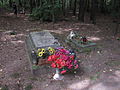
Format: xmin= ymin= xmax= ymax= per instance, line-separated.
xmin=0 ymin=10 xmax=120 ymax=90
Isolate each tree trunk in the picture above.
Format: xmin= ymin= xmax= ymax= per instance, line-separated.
xmin=90 ymin=0 xmax=98 ymax=24
xmin=62 ymin=0 xmax=66 ymax=16
xmin=78 ymin=0 xmax=86 ymax=22
xmin=18 ymin=0 xmax=22 ymax=7
xmin=52 ymin=0 xmax=55 ymax=22
xmin=114 ymin=22 xmax=119 ymax=36
xmin=86 ymin=0 xmax=90 ymax=12
xmin=73 ymin=0 xmax=77 ymax=16
xmin=100 ymin=0 xmax=107 ymax=14
xmin=37 ymin=0 xmax=40 ymax=7
xmin=30 ymin=0 xmax=33 ymax=13
xmin=9 ymin=0 xmax=12 ymax=7
xmin=69 ymin=0 xmax=72 ymax=10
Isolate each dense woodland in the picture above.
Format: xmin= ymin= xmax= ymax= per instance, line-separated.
xmin=0 ymin=0 xmax=120 ymax=34
xmin=2 ymin=0 xmax=120 ymax=35
xmin=0 ymin=0 xmax=120 ymax=22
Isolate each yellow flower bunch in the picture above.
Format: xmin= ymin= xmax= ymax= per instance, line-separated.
xmin=48 ymin=47 xmax=55 ymax=54
xmin=37 ymin=48 xmax=45 ymax=57
xmin=37 ymin=47 xmax=55 ymax=57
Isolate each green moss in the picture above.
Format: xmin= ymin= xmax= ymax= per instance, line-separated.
xmin=105 ymin=60 xmax=120 ymax=67
xmin=29 ymin=77 xmax=38 ymax=81
xmin=1 ymin=85 xmax=9 ymax=90
xmin=90 ymin=72 xmax=100 ymax=80
xmin=11 ymin=73 xmax=20 ymax=78
xmin=32 ymin=65 xmax=39 ymax=70
xmin=25 ymin=84 xmax=33 ymax=90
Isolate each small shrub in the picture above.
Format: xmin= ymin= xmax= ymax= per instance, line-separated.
xmin=30 ymin=0 xmax=62 ymax=22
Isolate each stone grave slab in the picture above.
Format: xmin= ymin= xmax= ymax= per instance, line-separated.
xmin=29 ymin=30 xmax=60 ymax=49
xmin=65 ymin=39 xmax=96 ymax=53
xmin=25 ymin=30 xmax=61 ymax=74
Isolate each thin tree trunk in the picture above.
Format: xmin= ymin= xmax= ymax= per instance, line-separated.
xmin=78 ymin=0 xmax=86 ymax=22
xmin=100 ymin=0 xmax=104 ymax=13
xmin=69 ymin=0 xmax=72 ymax=10
xmin=114 ymin=22 xmax=119 ymax=36
xmin=62 ymin=0 xmax=65 ymax=16
xmin=73 ymin=0 xmax=77 ymax=16
xmin=86 ymin=0 xmax=90 ymax=12
xmin=30 ymin=0 xmax=33 ymax=13
xmin=9 ymin=0 xmax=12 ymax=7
xmin=37 ymin=0 xmax=40 ymax=7
xmin=52 ymin=0 xmax=55 ymax=22
xmin=18 ymin=0 xmax=22 ymax=7
xmin=90 ymin=0 xmax=98 ymax=24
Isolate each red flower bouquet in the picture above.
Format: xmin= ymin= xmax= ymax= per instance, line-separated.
xmin=47 ymin=48 xmax=79 ymax=74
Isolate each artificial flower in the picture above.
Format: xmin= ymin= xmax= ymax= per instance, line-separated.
xmin=48 ymin=47 xmax=55 ymax=54
xmin=69 ymin=55 xmax=74 ymax=60
xmin=75 ymin=64 xmax=79 ymax=69
xmin=48 ymin=55 xmax=53 ymax=61
xmin=61 ymin=70 xmax=67 ymax=74
xmin=74 ymin=60 xmax=77 ymax=64
xmin=51 ymin=63 xmax=56 ymax=68
xmin=47 ymin=48 xmax=79 ymax=74
xmin=38 ymin=52 xmax=43 ymax=57
xmin=68 ymin=64 xmax=73 ymax=69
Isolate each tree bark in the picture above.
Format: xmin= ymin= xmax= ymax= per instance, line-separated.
xmin=86 ymin=0 xmax=90 ymax=12
xmin=62 ymin=0 xmax=66 ymax=16
xmin=78 ymin=0 xmax=87 ymax=22
xmin=73 ymin=0 xmax=77 ymax=16
xmin=9 ymin=0 xmax=12 ymax=7
xmin=52 ymin=0 xmax=55 ymax=22
xmin=30 ymin=0 xmax=33 ymax=13
xmin=18 ymin=0 xmax=22 ymax=7
xmin=90 ymin=0 xmax=98 ymax=24
xmin=69 ymin=0 xmax=72 ymax=10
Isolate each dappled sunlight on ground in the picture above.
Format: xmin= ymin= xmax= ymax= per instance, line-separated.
xmin=11 ymin=40 xmax=24 ymax=45
xmin=68 ymin=78 xmax=91 ymax=90
xmin=87 ymin=36 xmax=101 ymax=41
xmin=64 ymin=28 xmax=73 ymax=31
xmin=115 ymin=70 xmax=120 ymax=78
xmin=67 ymin=70 xmax=120 ymax=90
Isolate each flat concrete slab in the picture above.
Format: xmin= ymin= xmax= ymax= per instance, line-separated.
xmin=29 ymin=30 xmax=60 ymax=49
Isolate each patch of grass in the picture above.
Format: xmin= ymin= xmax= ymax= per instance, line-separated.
xmin=10 ymin=73 xmax=20 ymax=78
xmin=105 ymin=60 xmax=120 ymax=67
xmin=90 ymin=72 xmax=101 ymax=80
xmin=0 ymin=85 xmax=9 ymax=90
xmin=32 ymin=65 xmax=39 ymax=70
xmin=81 ymin=48 xmax=92 ymax=53
xmin=25 ymin=84 xmax=33 ymax=90
xmin=29 ymin=77 xmax=38 ymax=81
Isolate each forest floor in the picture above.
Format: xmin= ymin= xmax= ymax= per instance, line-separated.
xmin=0 ymin=9 xmax=120 ymax=90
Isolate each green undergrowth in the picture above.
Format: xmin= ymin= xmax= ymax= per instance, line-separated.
xmin=25 ymin=84 xmax=33 ymax=90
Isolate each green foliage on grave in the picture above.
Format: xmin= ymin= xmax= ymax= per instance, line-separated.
xmin=32 ymin=65 xmax=39 ymax=70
